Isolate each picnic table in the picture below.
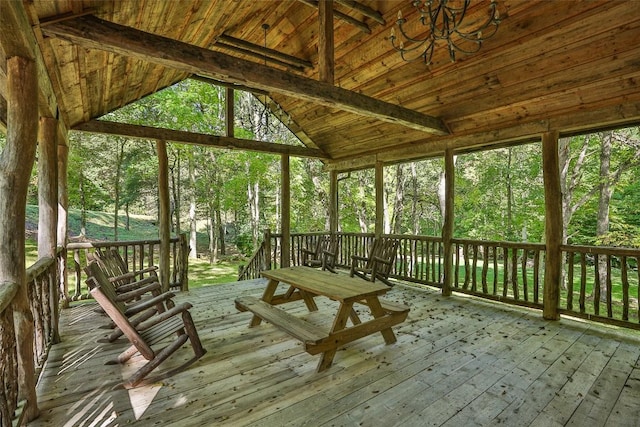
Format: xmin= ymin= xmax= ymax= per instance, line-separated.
xmin=235 ymin=266 xmax=409 ymax=372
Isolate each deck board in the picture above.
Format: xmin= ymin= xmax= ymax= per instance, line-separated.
xmin=30 ymin=278 xmax=640 ymax=426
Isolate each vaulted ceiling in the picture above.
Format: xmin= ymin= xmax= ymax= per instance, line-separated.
xmin=2 ymin=0 xmax=640 ymax=170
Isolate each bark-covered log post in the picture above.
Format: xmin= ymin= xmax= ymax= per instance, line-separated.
xmin=37 ymin=116 xmax=60 ymax=343
xmin=57 ymin=141 xmax=69 ymax=308
xmin=375 ymin=161 xmax=384 ymax=238
xmin=542 ymin=131 xmax=562 ymax=320
xmin=281 ymin=154 xmax=291 ymax=268
xmin=1 ymin=55 xmax=40 ymax=422
xmin=157 ymin=140 xmax=171 ymax=293
xmin=442 ymin=148 xmax=455 ymax=297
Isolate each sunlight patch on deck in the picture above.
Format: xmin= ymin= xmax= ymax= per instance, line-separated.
xmin=122 ymin=355 xmax=163 ymax=420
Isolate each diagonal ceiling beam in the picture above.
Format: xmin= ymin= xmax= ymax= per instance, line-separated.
xmin=73 ymin=120 xmax=330 ymax=159
xmin=42 ymin=15 xmax=448 ymax=136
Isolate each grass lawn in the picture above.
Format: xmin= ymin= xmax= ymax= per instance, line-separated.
xmin=25 ymin=205 xmax=246 ymax=290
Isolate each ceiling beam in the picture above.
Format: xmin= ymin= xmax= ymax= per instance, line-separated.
xmin=324 ymin=100 xmax=640 ymax=172
xmin=42 ymin=15 xmax=447 ymax=135
xmin=318 ymin=0 xmax=335 ymax=85
xmin=73 ymin=120 xmax=330 ymax=159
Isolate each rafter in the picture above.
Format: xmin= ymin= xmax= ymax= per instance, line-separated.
xmin=42 ymin=15 xmax=448 ymax=135
xmin=73 ymin=120 xmax=330 ymax=159
xmin=335 ymin=0 xmax=385 ymax=25
xmin=297 ymin=0 xmax=371 ymax=33
xmin=215 ymin=33 xmax=312 ymax=70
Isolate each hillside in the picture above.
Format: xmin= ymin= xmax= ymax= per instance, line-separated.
xmin=25 ymin=205 xmax=242 ymax=286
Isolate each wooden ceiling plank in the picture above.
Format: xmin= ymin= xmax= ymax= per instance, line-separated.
xmin=335 ymin=1 xmax=617 ymax=105
xmin=42 ymin=14 xmax=448 ymax=135
xmin=73 ymin=120 xmax=330 ymax=159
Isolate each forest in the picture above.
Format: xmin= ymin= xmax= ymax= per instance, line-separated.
xmin=15 ymin=79 xmax=640 ymax=261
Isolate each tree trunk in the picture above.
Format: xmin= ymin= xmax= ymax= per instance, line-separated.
xmin=391 ymin=163 xmax=405 ymax=234
xmin=113 ymin=139 xmax=125 ymax=240
xmin=596 ymin=132 xmax=614 ymax=294
xmin=208 ymin=206 xmax=218 ymax=263
xmin=248 ymin=179 xmax=260 ymax=249
xmin=188 ymin=151 xmax=197 ymax=259
xmin=216 ymin=202 xmax=225 ymax=256
xmin=79 ymin=168 xmax=87 ymax=237
xmin=410 ymin=162 xmax=419 ymax=235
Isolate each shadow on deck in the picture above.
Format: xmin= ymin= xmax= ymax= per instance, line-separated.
xmin=31 ymin=278 xmax=640 ymax=426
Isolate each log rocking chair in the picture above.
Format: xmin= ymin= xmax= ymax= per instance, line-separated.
xmin=301 ymin=235 xmax=338 ymax=273
xmin=350 ymin=237 xmax=399 ymax=287
xmin=85 ymin=261 xmax=206 ymax=388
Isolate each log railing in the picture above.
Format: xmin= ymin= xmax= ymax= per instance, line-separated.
xmin=451 ymin=239 xmax=546 ymax=309
xmin=0 ymin=248 xmax=64 ymax=426
xmin=238 ymin=230 xmax=640 ymax=330
xmin=66 ymin=233 xmax=189 ymax=299
xmin=560 ymin=244 xmax=640 ymax=327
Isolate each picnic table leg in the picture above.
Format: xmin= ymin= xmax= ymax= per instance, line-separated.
xmin=365 ymin=296 xmax=397 ymax=345
xmin=250 ymin=279 xmax=280 ymax=327
xmin=317 ymin=301 xmax=354 ymax=372
xmin=298 ymin=289 xmax=319 ymax=312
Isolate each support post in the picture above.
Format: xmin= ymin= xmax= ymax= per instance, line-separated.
xmin=375 ymin=161 xmax=384 ymax=238
xmin=442 ymin=148 xmax=455 ymax=297
xmin=225 ymin=87 xmax=234 ymax=137
xmin=318 ymin=0 xmax=335 ymax=85
xmin=542 ymin=131 xmax=562 ymax=320
xmin=281 ymin=154 xmax=291 ymax=267
xmin=157 ymin=140 xmax=171 ymax=292
xmin=1 ymin=55 xmax=40 ymax=422
xmin=37 ymin=116 xmax=60 ymax=343
xmin=57 ymin=141 xmax=69 ymax=308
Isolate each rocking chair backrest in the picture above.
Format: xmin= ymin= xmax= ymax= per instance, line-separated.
xmin=85 ymin=261 xmax=154 ymax=358
xmin=367 ymin=237 xmax=399 ymax=276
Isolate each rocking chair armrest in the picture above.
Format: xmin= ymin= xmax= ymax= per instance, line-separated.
xmin=123 ymin=291 xmax=176 ymax=316
xmin=115 ymin=276 xmax=158 ymax=293
xmin=136 ymin=302 xmax=193 ymax=331
xmin=135 ymin=266 xmax=158 ymax=275
xmin=372 ymin=256 xmax=393 ymax=266
xmin=114 ymin=281 xmax=162 ymax=302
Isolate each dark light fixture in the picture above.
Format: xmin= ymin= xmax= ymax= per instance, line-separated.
xmin=390 ymin=0 xmax=501 ymax=65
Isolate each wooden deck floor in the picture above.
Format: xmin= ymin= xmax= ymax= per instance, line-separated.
xmin=30 ymin=278 xmax=640 ymax=426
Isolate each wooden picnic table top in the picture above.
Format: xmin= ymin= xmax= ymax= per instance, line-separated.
xmin=260 ymin=266 xmax=389 ymax=303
